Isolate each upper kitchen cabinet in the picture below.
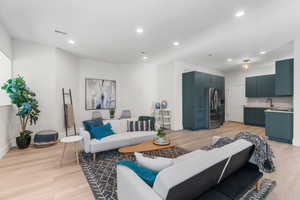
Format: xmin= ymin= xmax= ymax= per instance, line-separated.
xmin=275 ymin=58 xmax=294 ymax=96
xmin=257 ymin=75 xmax=275 ymax=97
xmin=245 ymin=75 xmax=275 ymax=97
xmin=245 ymin=77 xmax=257 ymax=97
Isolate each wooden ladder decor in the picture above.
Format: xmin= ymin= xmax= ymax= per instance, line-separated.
xmin=62 ymin=88 xmax=77 ymax=136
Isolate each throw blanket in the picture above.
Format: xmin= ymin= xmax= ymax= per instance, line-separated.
xmin=202 ymin=132 xmax=275 ymax=173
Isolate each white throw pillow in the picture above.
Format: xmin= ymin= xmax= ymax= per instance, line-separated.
xmin=135 ymin=152 xmax=174 ymax=172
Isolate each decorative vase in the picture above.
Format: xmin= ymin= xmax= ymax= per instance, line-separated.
xmin=16 ymin=135 xmax=31 ymax=149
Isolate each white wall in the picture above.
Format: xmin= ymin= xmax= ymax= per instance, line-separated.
xmin=118 ymin=63 xmax=159 ymax=118
xmin=78 ymin=59 xmax=121 ymax=122
xmin=0 ymin=23 xmax=12 ymax=59
xmin=12 ymin=40 xmax=80 ymax=139
xmin=293 ymin=39 xmax=300 ymax=146
xmin=78 ymin=60 xmax=160 ymax=122
xmin=55 ymin=48 xmax=80 ymax=135
xmin=12 ymin=40 xmax=57 ymax=138
xmin=0 ymin=23 xmax=12 ymax=158
xmin=225 ymin=63 xmax=293 ymax=123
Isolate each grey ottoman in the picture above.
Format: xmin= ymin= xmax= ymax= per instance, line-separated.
xmin=34 ymin=130 xmax=59 ymax=147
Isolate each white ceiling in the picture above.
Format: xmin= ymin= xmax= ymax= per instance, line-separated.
xmin=0 ymin=0 xmax=299 ymax=71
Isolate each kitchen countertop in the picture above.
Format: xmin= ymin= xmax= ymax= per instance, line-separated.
xmin=265 ymin=109 xmax=293 ymax=114
xmin=243 ymin=105 xmax=293 ymax=113
xmin=243 ymin=105 xmax=272 ymax=108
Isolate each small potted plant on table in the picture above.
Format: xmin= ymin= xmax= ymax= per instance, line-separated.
xmin=109 ymin=108 xmax=115 ymax=119
xmin=1 ymin=76 xmax=40 ymax=149
xmin=154 ymin=129 xmax=169 ymax=145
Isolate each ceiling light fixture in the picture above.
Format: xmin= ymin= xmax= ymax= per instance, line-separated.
xmin=68 ymin=39 xmax=75 ymax=44
xmin=235 ymin=10 xmax=245 ymax=17
xmin=227 ymin=58 xmax=233 ymax=62
xmin=173 ymin=41 xmax=180 ymax=46
xmin=242 ymin=59 xmax=251 ymax=71
xmin=136 ymin=27 xmax=144 ymax=34
xmin=260 ymin=51 xmax=266 ymax=55
xmin=242 ymin=63 xmax=249 ymax=70
xmin=143 ymin=56 xmax=148 ymax=60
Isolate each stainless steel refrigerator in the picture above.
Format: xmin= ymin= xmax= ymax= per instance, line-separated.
xmin=207 ymin=88 xmax=224 ymax=129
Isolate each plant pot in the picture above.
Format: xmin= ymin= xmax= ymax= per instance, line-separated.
xmin=110 ymin=114 xmax=114 ymax=119
xmin=16 ymin=136 xmax=31 ymax=149
xmin=153 ymin=136 xmax=170 ymax=145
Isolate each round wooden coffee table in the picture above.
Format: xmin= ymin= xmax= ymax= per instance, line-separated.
xmin=118 ymin=140 xmax=175 ymax=159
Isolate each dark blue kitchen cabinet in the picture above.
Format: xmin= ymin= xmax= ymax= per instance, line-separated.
xmin=182 ymin=72 xmax=195 ymax=129
xmin=245 ymin=77 xmax=257 ymax=97
xmin=265 ymin=111 xmax=293 ymax=144
xmin=257 ymin=75 xmax=275 ymax=97
xmin=183 ymin=71 xmax=225 ymax=130
xmin=244 ymin=107 xmax=266 ymax=126
xmin=275 ymin=59 xmax=294 ymax=96
xmin=245 ymin=75 xmax=275 ymax=97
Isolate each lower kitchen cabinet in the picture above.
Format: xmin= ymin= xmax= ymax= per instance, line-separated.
xmin=244 ymin=107 xmax=266 ymax=126
xmin=265 ymin=111 xmax=293 ymax=144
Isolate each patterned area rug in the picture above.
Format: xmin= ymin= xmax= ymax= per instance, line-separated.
xmin=80 ymin=148 xmax=275 ymax=200
xmin=80 ymin=147 xmax=188 ymax=200
xmin=240 ymin=179 xmax=276 ymax=200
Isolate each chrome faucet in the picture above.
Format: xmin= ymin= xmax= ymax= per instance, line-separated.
xmin=266 ymin=98 xmax=274 ymax=108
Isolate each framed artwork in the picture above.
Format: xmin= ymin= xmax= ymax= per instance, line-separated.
xmin=85 ymin=78 xmax=116 ymax=110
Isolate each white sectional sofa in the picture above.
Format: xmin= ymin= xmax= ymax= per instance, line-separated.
xmin=80 ymin=118 xmax=157 ymax=160
xmin=117 ymin=139 xmax=263 ymax=200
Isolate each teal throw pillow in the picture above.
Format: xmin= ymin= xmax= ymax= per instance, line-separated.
xmin=116 ymin=160 xmax=158 ymax=186
xmin=83 ymin=118 xmax=103 ymax=138
xmin=90 ymin=123 xmax=114 ymax=140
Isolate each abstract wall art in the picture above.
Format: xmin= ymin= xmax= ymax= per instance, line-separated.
xmin=85 ymin=78 xmax=116 ymax=110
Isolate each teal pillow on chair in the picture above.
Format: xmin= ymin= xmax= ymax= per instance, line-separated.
xmin=90 ymin=123 xmax=114 ymax=140
xmin=116 ymin=160 xmax=158 ymax=186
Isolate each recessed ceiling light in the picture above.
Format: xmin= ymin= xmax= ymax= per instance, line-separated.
xmin=260 ymin=51 xmax=266 ymax=55
xmin=68 ymin=39 xmax=75 ymax=44
xmin=142 ymin=56 xmax=148 ymax=60
xmin=136 ymin=27 xmax=144 ymax=34
xmin=235 ymin=10 xmax=245 ymax=17
xmin=227 ymin=58 xmax=233 ymax=62
xmin=173 ymin=41 xmax=180 ymax=46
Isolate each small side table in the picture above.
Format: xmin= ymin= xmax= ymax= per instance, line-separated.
xmin=60 ymin=135 xmax=83 ymax=166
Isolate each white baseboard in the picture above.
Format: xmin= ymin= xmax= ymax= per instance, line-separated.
xmin=293 ymin=139 xmax=300 ymax=147
xmin=0 ymin=143 xmax=10 ymax=159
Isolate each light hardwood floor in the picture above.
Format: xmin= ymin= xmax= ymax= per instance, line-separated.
xmin=1 ymin=122 xmax=300 ymax=200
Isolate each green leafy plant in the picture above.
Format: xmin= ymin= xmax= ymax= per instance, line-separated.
xmin=157 ymin=129 xmax=166 ymax=138
xmin=109 ymin=108 xmax=115 ymax=116
xmin=1 ymin=76 xmax=40 ymax=138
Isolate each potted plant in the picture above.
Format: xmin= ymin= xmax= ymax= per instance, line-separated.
xmin=109 ymin=108 xmax=115 ymax=119
xmin=155 ymin=129 xmax=169 ymax=145
xmin=1 ymin=76 xmax=40 ymax=149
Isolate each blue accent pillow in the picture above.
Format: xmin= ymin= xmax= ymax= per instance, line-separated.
xmin=83 ymin=118 xmax=103 ymax=133
xmin=116 ymin=160 xmax=158 ymax=186
xmin=90 ymin=123 xmax=114 ymax=140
